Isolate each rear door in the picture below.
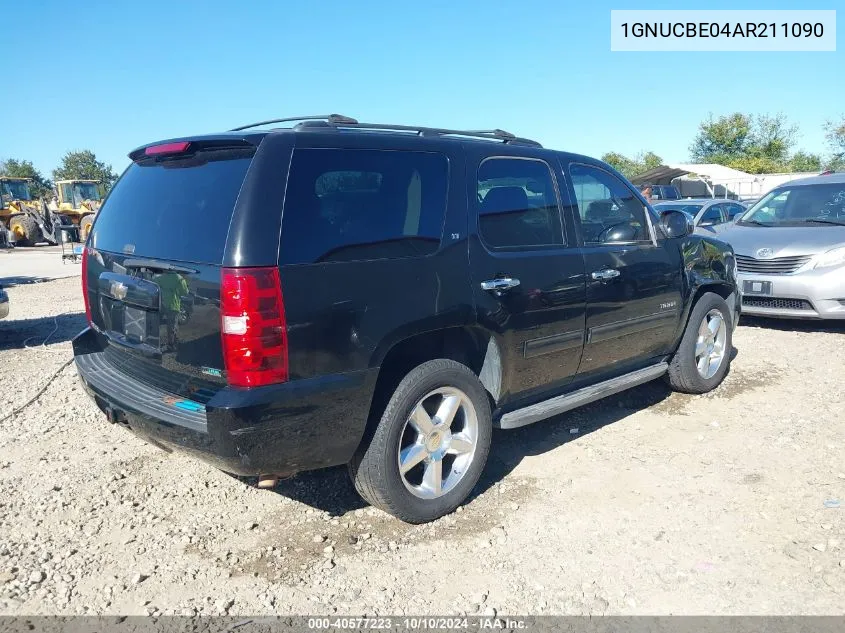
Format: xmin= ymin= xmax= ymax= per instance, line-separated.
xmin=85 ymin=138 xmax=273 ymax=402
xmin=564 ymin=161 xmax=682 ymax=378
xmin=468 ymin=150 xmax=587 ymax=405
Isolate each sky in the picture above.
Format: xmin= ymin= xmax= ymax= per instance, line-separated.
xmin=2 ymin=0 xmax=842 ymax=179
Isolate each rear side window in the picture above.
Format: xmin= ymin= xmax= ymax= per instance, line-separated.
xmin=281 ymin=149 xmax=448 ymax=264
xmin=476 ymin=158 xmax=563 ymax=249
xmin=90 ymin=148 xmax=254 ymax=264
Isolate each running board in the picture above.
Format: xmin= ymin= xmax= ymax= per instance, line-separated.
xmin=497 ymin=362 xmax=669 ymax=430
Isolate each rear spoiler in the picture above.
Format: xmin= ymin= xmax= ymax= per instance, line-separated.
xmin=128 ymin=133 xmax=265 ymax=162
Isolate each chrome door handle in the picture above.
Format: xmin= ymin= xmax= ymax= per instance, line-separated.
xmin=591 ymin=268 xmax=620 ymax=281
xmin=480 ymin=277 xmax=520 ymax=291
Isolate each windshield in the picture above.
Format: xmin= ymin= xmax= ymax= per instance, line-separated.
xmin=654 ymin=203 xmax=703 ymax=215
xmin=739 ymin=183 xmax=845 ymax=226
xmin=72 ymin=183 xmax=101 ymax=201
xmin=0 ymin=180 xmax=32 ymax=203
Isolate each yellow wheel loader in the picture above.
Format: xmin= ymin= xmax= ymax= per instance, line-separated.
xmin=0 ymin=177 xmax=61 ymax=246
xmin=54 ymin=179 xmax=103 ymax=240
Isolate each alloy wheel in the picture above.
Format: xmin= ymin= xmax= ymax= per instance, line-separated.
xmin=695 ymin=309 xmax=727 ymax=379
xmin=397 ymin=387 xmax=479 ymax=499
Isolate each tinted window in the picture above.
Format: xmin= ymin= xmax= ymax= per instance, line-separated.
xmin=725 ymin=203 xmax=745 ymax=220
xmin=569 ymin=164 xmax=650 ymax=243
xmin=281 ymin=149 xmax=448 ymax=263
xmin=700 ymin=205 xmax=724 ymax=225
xmin=476 ymin=158 xmax=562 ymax=248
xmin=652 ymin=185 xmax=679 ymax=200
xmin=90 ymin=148 xmax=254 ymax=264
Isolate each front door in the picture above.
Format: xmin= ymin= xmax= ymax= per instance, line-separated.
xmin=468 ymin=151 xmax=587 ymax=405
xmin=564 ymin=161 xmax=682 ymax=379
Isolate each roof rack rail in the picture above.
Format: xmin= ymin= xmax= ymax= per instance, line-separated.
xmin=230 ymin=115 xmax=542 ymax=147
xmin=462 ymin=129 xmax=516 ymax=140
xmin=230 ymin=114 xmax=358 ymax=132
xmin=326 ymin=121 xmax=542 ymax=147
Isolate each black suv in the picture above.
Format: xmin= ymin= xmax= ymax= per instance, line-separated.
xmin=73 ymin=115 xmax=739 ymax=523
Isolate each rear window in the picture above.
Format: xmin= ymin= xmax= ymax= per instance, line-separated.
xmin=280 ymin=149 xmax=448 ymax=264
xmin=654 ymin=186 xmax=680 ymax=200
xmin=654 ymin=203 xmax=703 ymax=214
xmin=90 ymin=148 xmax=254 ymax=264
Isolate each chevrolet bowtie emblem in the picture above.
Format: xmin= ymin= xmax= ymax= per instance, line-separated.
xmin=110 ymin=281 xmax=128 ymax=301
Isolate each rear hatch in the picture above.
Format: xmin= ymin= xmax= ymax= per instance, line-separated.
xmin=85 ymin=139 xmax=260 ymax=402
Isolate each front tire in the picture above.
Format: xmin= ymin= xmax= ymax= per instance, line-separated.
xmin=349 ymin=359 xmax=492 ymax=524
xmin=79 ymin=214 xmax=94 ymax=241
xmin=667 ymin=292 xmax=733 ymax=394
xmin=7 ymin=214 xmax=42 ymax=247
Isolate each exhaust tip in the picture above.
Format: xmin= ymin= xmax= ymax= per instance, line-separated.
xmin=257 ymin=475 xmax=279 ymax=489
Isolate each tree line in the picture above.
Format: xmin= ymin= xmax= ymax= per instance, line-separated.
xmin=0 ymin=150 xmax=118 ymax=199
xmin=6 ymin=114 xmax=845 ymax=193
xmin=602 ymin=113 xmax=845 ymax=180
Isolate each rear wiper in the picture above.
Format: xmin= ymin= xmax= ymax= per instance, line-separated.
xmin=122 ymin=258 xmax=198 ymax=274
xmin=803 ymin=218 xmax=845 ymax=226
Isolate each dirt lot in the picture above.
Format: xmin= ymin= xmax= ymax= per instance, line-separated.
xmin=0 ymin=277 xmax=843 ymax=616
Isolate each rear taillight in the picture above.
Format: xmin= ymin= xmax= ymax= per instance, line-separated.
xmin=221 ymin=267 xmax=288 ymax=388
xmin=81 ymin=247 xmax=92 ymax=325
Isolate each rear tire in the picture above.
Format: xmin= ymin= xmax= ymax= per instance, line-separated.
xmin=8 ymin=214 xmax=41 ymax=247
xmin=349 ymin=359 xmax=492 ymax=524
xmin=667 ymin=292 xmax=733 ymax=394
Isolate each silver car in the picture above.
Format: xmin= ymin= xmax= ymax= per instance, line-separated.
xmin=717 ymin=173 xmax=845 ymax=320
xmin=653 ymin=199 xmax=747 ymax=234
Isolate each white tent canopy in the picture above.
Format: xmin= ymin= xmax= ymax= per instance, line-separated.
xmin=631 ymin=163 xmax=819 ymax=200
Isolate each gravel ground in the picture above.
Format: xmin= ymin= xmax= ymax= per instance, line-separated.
xmin=0 ymin=277 xmax=843 ymax=616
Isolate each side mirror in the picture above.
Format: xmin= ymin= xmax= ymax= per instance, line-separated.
xmin=660 ymin=210 xmax=693 ymax=238
xmin=699 ymin=218 xmax=716 ymax=227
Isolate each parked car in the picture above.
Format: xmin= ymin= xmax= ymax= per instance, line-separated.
xmin=648 ymin=184 xmax=682 ymax=201
xmin=718 ymin=173 xmax=845 ymax=319
xmin=0 ymin=285 xmax=8 ymax=320
xmin=73 ymin=115 xmax=739 ymax=523
xmin=653 ymin=198 xmax=747 ymax=233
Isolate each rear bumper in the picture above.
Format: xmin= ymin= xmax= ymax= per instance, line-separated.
xmin=738 ymin=267 xmax=845 ymax=320
xmin=72 ymin=328 xmax=378 ymax=476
